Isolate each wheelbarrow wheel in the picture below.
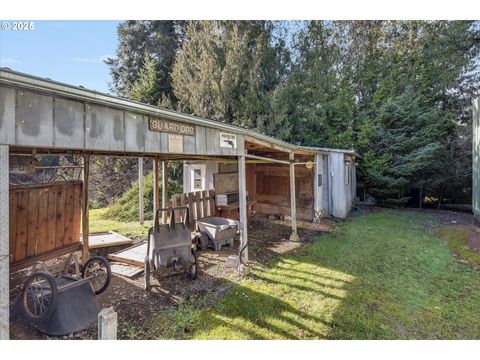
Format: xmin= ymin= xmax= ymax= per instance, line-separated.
xmin=22 ymin=272 xmax=58 ymax=323
xmin=144 ymin=256 xmax=150 ymax=291
xmin=82 ymin=256 xmax=111 ymax=295
xmin=187 ymin=249 xmax=199 ymax=280
xmin=194 ymin=232 xmax=209 ymax=251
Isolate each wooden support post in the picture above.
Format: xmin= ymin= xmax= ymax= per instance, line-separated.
xmin=81 ymin=154 xmax=90 ymax=263
xmin=138 ymin=158 xmax=144 ymax=225
xmin=289 ymin=152 xmax=299 ymax=242
xmin=161 ymin=160 xmax=168 ymax=223
xmin=98 ymin=307 xmax=117 ymax=340
xmin=0 ymin=145 xmax=9 ymax=340
xmin=238 ymin=154 xmax=249 ymax=267
xmin=153 ymin=157 xmax=159 ymax=214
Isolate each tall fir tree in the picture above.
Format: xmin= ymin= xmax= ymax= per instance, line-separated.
xmin=105 ymin=20 xmax=185 ymax=107
xmin=172 ymin=21 xmax=291 ymax=139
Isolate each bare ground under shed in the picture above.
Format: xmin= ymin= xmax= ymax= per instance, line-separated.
xmin=9 ymin=215 xmax=332 ymax=340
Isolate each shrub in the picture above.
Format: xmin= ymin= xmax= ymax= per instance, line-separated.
xmin=102 ymin=171 xmax=182 ymax=222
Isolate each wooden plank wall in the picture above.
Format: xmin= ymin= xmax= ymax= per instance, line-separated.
xmin=253 ymin=163 xmax=314 ymax=220
xmin=171 ymin=190 xmax=215 ymax=229
xmin=9 ymin=181 xmax=83 ymax=264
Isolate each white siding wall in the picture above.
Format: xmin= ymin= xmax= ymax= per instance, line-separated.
xmin=183 ymin=160 xmax=218 ymax=193
xmin=330 ymin=152 xmax=348 ymax=218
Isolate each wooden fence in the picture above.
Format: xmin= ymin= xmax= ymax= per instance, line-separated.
xmin=170 ymin=190 xmax=215 ymax=228
xmin=9 ymin=181 xmax=83 ymax=269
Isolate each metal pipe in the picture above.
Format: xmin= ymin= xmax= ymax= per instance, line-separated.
xmin=244 ymin=154 xmax=290 ymax=165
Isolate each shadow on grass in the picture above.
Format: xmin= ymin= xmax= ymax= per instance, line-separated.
xmin=189 ymin=209 xmax=480 ymax=340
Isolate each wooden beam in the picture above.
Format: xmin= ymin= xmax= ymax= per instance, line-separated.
xmin=245 ymin=135 xmax=291 ymax=153
xmin=289 ymin=152 xmax=299 ymax=242
xmin=138 ymin=158 xmax=144 ymax=225
xmin=81 ymin=154 xmax=90 ymax=263
xmin=238 ymin=154 xmax=249 ymax=266
xmin=10 ymin=243 xmax=83 ymax=273
xmin=314 ymin=154 xmax=323 ymax=220
xmin=0 ymin=145 xmax=9 ymax=339
xmin=153 ymin=157 xmax=159 ymax=214
xmin=161 ymin=160 xmax=168 ymax=223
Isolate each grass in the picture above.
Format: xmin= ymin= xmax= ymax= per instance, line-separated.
xmin=107 ymin=209 xmax=480 ymax=339
xmin=89 ymin=208 xmax=152 ymax=238
xmin=434 ymin=225 xmax=480 ymax=265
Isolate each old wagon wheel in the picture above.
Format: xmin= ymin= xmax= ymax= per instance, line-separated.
xmin=82 ymin=256 xmax=111 ymax=295
xmin=186 ymin=248 xmax=199 ymax=280
xmin=22 ymin=272 xmax=58 ymax=322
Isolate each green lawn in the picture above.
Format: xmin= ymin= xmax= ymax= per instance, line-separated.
xmin=126 ymin=209 xmax=480 ymax=339
xmin=89 ymin=208 xmax=152 ymax=238
xmin=434 ymin=225 xmax=480 ymax=265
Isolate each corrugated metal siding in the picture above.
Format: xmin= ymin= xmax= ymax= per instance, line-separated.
xmin=330 ymin=152 xmax=348 ymax=218
xmin=473 ymin=97 xmax=480 ymax=216
xmin=0 ymin=85 xmax=245 ymax=157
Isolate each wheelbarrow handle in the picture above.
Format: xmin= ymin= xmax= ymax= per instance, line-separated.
xmin=146 ymin=226 xmax=153 ymax=257
xmin=154 ymin=206 xmax=190 ymax=231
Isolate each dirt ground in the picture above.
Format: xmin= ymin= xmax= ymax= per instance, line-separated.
xmin=9 ymin=215 xmax=332 ymax=340
xmin=11 ymin=207 xmax=474 ymax=339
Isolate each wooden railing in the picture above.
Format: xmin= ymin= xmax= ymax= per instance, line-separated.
xmin=170 ymin=190 xmax=216 ymax=228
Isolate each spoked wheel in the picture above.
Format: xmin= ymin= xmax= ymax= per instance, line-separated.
xmin=82 ymin=256 xmax=111 ymax=295
xmin=186 ymin=248 xmax=199 ymax=280
xmin=22 ymin=272 xmax=58 ymax=323
xmin=144 ymin=256 xmax=151 ymax=291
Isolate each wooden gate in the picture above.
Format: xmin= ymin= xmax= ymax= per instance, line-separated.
xmin=171 ymin=190 xmax=215 ymax=228
xmin=9 ymin=181 xmax=83 ymax=271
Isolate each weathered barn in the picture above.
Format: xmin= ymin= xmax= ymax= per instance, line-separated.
xmin=0 ymin=68 xmax=357 ymax=339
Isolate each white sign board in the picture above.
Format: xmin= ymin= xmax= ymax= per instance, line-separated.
xmin=168 ymin=134 xmax=184 ymax=153
xmin=220 ymin=132 xmax=237 ymax=149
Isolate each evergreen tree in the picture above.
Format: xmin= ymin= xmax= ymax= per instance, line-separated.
xmin=282 ymin=21 xmax=355 ymax=148
xmin=105 ymin=20 xmax=185 ymax=107
xmin=172 ymin=21 xmax=291 ymax=139
xmin=100 ymin=20 xmax=480 ymax=210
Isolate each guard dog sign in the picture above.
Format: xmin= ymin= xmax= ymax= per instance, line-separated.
xmin=220 ymin=132 xmax=237 ymax=149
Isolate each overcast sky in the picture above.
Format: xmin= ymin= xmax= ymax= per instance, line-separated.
xmin=0 ymin=20 xmax=120 ymax=93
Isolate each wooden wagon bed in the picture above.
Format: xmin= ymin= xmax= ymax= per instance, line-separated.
xmin=87 ymin=231 xmax=133 ymax=249
xmin=108 ymin=242 xmax=147 ymax=268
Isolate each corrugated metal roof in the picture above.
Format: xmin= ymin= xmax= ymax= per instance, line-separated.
xmin=303 ymin=146 xmax=360 ymax=158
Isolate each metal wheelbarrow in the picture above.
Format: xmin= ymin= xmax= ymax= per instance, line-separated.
xmin=11 ymin=254 xmax=111 ymax=336
xmin=194 ymin=217 xmax=239 ymax=251
xmin=144 ymin=207 xmax=199 ymax=291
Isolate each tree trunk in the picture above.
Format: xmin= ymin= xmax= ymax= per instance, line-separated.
xmin=437 ymin=186 xmax=444 ymax=210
